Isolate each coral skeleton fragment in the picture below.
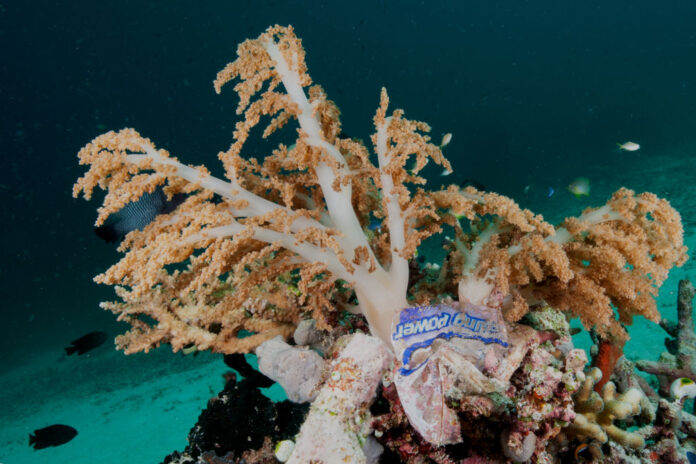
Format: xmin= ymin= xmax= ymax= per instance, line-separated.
xmin=75 ymin=25 xmax=691 ymax=463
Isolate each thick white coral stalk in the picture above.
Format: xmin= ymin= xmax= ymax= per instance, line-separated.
xmin=260 ymin=34 xmax=409 ymax=342
xmin=288 ymin=333 xmax=394 ymax=463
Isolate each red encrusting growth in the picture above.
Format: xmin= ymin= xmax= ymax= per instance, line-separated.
xmin=592 ymin=337 xmax=626 ymax=392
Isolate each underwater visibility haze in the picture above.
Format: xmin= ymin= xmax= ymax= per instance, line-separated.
xmin=2 ymin=1 xmax=696 ymax=463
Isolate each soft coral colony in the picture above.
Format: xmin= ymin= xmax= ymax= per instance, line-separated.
xmin=74 ymin=25 xmax=689 ymax=463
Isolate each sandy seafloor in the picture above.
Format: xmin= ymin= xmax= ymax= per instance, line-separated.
xmin=1 ymin=149 xmax=695 ymax=464
xmin=0 ymin=346 xmax=287 ymax=464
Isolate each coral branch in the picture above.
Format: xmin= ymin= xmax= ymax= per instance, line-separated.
xmin=435 ymin=187 xmax=687 ymax=340
xmin=636 ymin=279 xmax=696 ymax=396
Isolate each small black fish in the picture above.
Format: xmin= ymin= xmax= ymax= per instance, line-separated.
xmin=95 ymin=186 xmax=185 ymax=243
xmin=223 ymin=353 xmax=274 ymax=388
xmin=65 ymin=331 xmax=107 ymax=355
xmin=29 ymin=424 xmax=77 ymax=449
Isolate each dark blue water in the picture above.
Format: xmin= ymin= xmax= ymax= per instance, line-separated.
xmin=2 ymin=1 xmax=695 ymax=462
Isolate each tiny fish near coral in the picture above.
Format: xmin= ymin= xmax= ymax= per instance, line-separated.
xmin=567 ymin=177 xmax=590 ymax=198
xmin=64 ymin=331 xmax=107 ymax=355
xmin=29 ymin=424 xmax=77 ymax=449
xmin=670 ymin=377 xmax=696 ymax=401
xmin=617 ymin=141 xmax=640 ymax=151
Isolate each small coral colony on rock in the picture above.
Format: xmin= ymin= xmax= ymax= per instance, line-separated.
xmin=74 ymin=25 xmax=695 ymax=463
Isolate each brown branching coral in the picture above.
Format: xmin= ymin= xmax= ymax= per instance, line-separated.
xmin=435 ymin=186 xmax=687 ymax=342
xmin=71 ymin=23 xmax=695 ymax=464
xmin=73 ymin=25 xmax=453 ymax=353
xmin=74 ymin=24 xmax=686 ymax=363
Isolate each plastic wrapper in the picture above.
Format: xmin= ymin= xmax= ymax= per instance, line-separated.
xmin=391 ymin=302 xmax=509 ymax=445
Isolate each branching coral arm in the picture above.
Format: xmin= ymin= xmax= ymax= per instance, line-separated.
xmin=375 ymin=113 xmax=408 ymax=295
xmin=261 ymin=37 xmax=371 ymax=258
xmin=185 ymin=221 xmax=353 ymax=282
xmin=125 ymin=139 xmax=326 ymax=233
xmin=506 ymin=204 xmax=623 ymax=255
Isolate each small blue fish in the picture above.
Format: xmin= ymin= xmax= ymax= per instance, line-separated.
xmin=547 ymin=187 xmax=555 ymax=198
xmin=368 ymin=219 xmax=382 ymax=232
xmin=687 ymin=451 xmax=696 ymax=464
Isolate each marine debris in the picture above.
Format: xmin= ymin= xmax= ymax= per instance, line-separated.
xmin=372 ymin=306 xmax=588 ymax=463
xmin=74 ymin=25 xmax=691 ymax=463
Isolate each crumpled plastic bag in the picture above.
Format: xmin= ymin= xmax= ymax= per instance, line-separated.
xmin=391 ymin=302 xmax=509 ymax=445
